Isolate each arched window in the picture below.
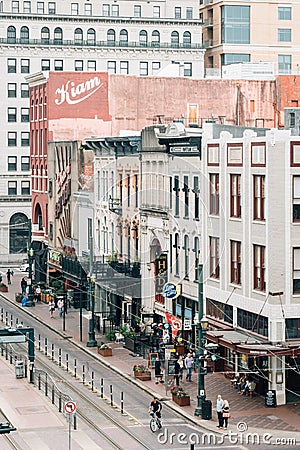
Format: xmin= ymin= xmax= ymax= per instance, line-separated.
xmin=9 ymin=213 xmax=29 ymax=254
xmin=194 ymin=237 xmax=200 ymax=281
xmin=139 ymin=30 xmax=147 ymax=46
xmin=87 ymin=28 xmax=96 ymax=45
xmin=119 ymin=29 xmax=128 ymax=46
xmin=20 ymin=26 xmax=29 ymax=44
xmin=41 ymin=27 xmax=50 ymax=44
xmin=107 ymin=29 xmax=115 ymax=45
xmin=184 ymin=235 xmax=189 ymax=279
xmin=54 ymin=27 xmax=63 ymax=44
xmin=74 ymin=28 xmax=83 ymax=44
xmin=183 ymin=31 xmax=191 ymax=47
xmin=171 ymin=31 xmax=179 ymax=47
xmin=174 ymin=233 xmax=180 ymax=276
xmin=151 ymin=30 xmax=160 ymax=47
xmin=7 ymin=26 xmax=16 ymax=43
xmin=150 ymin=237 xmax=161 ymax=262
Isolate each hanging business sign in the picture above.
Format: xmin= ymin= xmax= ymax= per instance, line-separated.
xmin=162 ymin=282 xmax=181 ymax=299
xmin=155 ymin=253 xmax=168 ymax=294
xmin=183 ymin=318 xmax=192 ymax=331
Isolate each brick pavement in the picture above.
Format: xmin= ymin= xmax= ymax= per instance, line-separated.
xmin=1 ymin=270 xmax=300 ymax=441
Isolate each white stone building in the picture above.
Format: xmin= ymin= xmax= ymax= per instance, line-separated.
xmin=0 ymin=0 xmax=204 ymax=263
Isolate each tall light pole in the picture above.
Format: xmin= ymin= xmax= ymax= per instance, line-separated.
xmin=86 ymin=274 xmax=97 ymax=347
xmin=194 ymin=264 xmax=209 ymax=417
xmin=27 ymin=247 xmax=35 ymax=307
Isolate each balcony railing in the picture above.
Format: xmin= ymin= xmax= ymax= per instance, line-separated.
xmin=109 ymin=196 xmax=122 ymax=214
xmin=0 ymin=37 xmax=203 ymax=50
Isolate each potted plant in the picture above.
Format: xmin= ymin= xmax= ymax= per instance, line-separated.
xmin=105 ymin=330 xmax=116 ymax=341
xmin=171 ymin=386 xmax=190 ymax=406
xmin=133 ymin=364 xmax=151 ymax=381
xmin=0 ymin=283 xmax=8 ymax=293
xmin=97 ymin=343 xmax=112 ymax=357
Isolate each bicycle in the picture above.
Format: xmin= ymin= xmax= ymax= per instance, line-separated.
xmin=149 ymin=412 xmax=162 ymax=432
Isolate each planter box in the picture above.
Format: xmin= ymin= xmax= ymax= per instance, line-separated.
xmin=98 ymin=348 xmax=112 ymax=357
xmin=134 ymin=370 xmax=151 ymax=381
xmin=172 ymin=394 xmax=190 ymax=406
xmin=0 ymin=286 xmax=8 ymax=293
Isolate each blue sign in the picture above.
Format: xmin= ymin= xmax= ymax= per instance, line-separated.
xmin=162 ymin=283 xmax=179 ymax=299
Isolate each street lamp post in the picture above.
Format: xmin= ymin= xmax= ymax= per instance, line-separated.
xmin=27 ymin=248 xmax=35 ymax=307
xmin=86 ymin=274 xmax=97 ymax=347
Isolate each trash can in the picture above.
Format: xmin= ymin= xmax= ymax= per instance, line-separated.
xmin=15 ymin=360 xmax=25 ymax=379
xmin=202 ymin=400 xmax=212 ymax=420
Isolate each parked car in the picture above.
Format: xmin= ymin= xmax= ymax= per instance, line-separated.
xmin=19 ymin=259 xmax=29 ymax=272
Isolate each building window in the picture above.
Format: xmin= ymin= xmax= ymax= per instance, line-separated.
xmin=174 ymin=233 xmax=180 ymax=276
xmin=75 ymin=60 xmax=83 ymax=71
xmin=209 ymin=173 xmax=219 ymax=215
xmin=9 ymin=213 xmax=29 ymax=254
xmin=207 ymin=298 xmax=233 ymax=324
xmin=251 ymin=142 xmax=266 ymax=166
xmin=8 ymin=156 xmax=17 ymax=171
xmin=194 ymin=237 xmax=199 ymax=281
xmin=7 ymin=26 xmax=16 ymax=44
xmin=107 ymin=29 xmax=115 ymax=45
xmin=293 ymin=248 xmax=300 ymax=294
xmin=21 ymin=181 xmax=30 ymax=195
xmin=8 ymin=181 xmax=17 ymax=195
xmin=278 ymin=6 xmax=291 ymax=21
xmin=87 ymin=60 xmax=96 ymax=71
xmin=140 ymin=61 xmax=148 ymax=76
xmin=253 ymin=175 xmax=265 ymax=221
xmin=193 ymin=176 xmax=199 ymax=220
xmin=7 ymin=58 xmax=16 ymax=73
xmin=184 ymin=62 xmax=192 ymax=77
xmin=221 ymin=5 xmax=250 ymax=44
xmin=8 ymin=132 xmax=17 ymax=146
xmin=41 ymin=59 xmax=50 ymax=71
xmin=210 ymin=236 xmax=220 ymax=279
xmin=175 ymin=7 xmax=181 ymax=19
xmin=23 ymin=1 xmax=31 ymax=13
xmin=21 ymin=108 xmax=29 ymax=122
xmin=107 ymin=61 xmax=116 ymax=74
xmin=253 ymin=244 xmax=265 ymax=292
xmin=41 ymin=26 xmax=50 ymax=44
xmin=184 ymin=235 xmax=189 ymax=279
xmin=54 ymin=27 xmax=63 ymax=44
xmin=71 ymin=3 xmax=79 ymax=15
xmin=84 ymin=3 xmax=92 ymax=15
xmin=293 ymin=176 xmax=300 ymax=222
xmin=278 ymin=54 xmax=291 ymax=74
xmin=48 ymin=2 xmax=56 ymax=14
xmin=103 ymin=4 xmax=110 ymax=16
xmin=111 ymin=4 xmax=119 ymax=16
xmin=74 ymin=28 xmax=83 ymax=44
xmin=208 ymin=144 xmax=219 ymax=165
xmin=278 ymin=28 xmax=291 ymax=42
xmin=174 ymin=175 xmax=180 ymax=216
xmin=21 ymin=156 xmax=30 ymax=171
xmin=21 ymin=83 xmax=29 ymax=97
xmin=237 ymin=308 xmax=268 ymax=336
xmin=139 ymin=30 xmax=147 ymax=46
xmin=230 ymin=174 xmax=241 ymax=218
xmin=151 ymin=30 xmax=160 ymax=47
xmin=152 ymin=61 xmax=160 ymax=74
xmin=186 ymin=7 xmax=193 ymax=19
xmin=290 ymin=141 xmax=300 ymax=166
xmin=54 ymin=60 xmax=63 ymax=71
xmin=37 ymin=2 xmax=44 ymax=14
xmin=21 ymin=132 xmax=30 ymax=146
xmin=8 ymin=107 xmax=17 ymax=122
xmin=134 ymin=5 xmax=141 ymax=17
xmin=20 ymin=26 xmax=29 ymax=44
xmin=12 ymin=1 xmax=19 ymax=13
xmin=230 ymin=240 xmax=241 ymax=285
xmin=8 ymin=83 xmax=17 ymax=98
xmin=183 ymin=175 xmax=189 ymax=218
xmin=153 ymin=6 xmax=160 ymax=18
xmin=228 ymin=144 xmax=243 ymax=165
xmin=87 ymin=28 xmax=96 ymax=45
xmin=120 ymin=29 xmax=128 ymax=46
xmin=183 ymin=31 xmax=191 ymax=47
xmin=286 ymin=318 xmax=300 ymax=338
xmin=120 ymin=61 xmax=129 ymax=74
xmin=171 ymin=31 xmax=179 ymax=47
xmin=21 ymin=59 xmax=30 ymax=74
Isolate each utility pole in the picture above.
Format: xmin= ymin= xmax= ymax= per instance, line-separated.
xmin=27 ymin=219 xmax=34 ymax=307
xmin=87 ymin=236 xmax=97 ymax=347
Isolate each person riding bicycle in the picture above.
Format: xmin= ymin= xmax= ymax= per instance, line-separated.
xmin=149 ymin=397 xmax=162 ymax=428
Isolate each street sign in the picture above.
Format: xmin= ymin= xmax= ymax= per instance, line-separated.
xmin=64 ymin=401 xmax=77 ymax=414
xmin=0 ymin=336 xmax=26 ymax=344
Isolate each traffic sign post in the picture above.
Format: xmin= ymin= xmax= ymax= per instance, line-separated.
xmin=64 ymin=401 xmax=77 ymax=450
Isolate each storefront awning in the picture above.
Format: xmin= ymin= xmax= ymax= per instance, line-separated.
xmin=207 ymin=329 xmax=300 ymax=357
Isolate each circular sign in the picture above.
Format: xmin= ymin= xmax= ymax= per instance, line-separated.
xmin=162 ymin=283 xmax=177 ymax=299
xmin=64 ymin=401 xmax=76 ymax=414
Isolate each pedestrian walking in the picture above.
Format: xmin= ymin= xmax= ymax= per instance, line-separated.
xmin=6 ymin=269 xmax=11 ymax=285
xmin=178 ymin=355 xmax=184 ymax=381
xmin=57 ymin=298 xmax=64 ymax=318
xmin=35 ymin=285 xmax=41 ymax=302
xmin=154 ymin=357 xmax=162 ymax=384
xmin=49 ymin=300 xmax=55 ymax=318
xmin=185 ymin=353 xmax=194 ymax=382
xmin=21 ymin=277 xmax=27 ymax=293
xmin=216 ymin=394 xmax=224 ymax=428
xmin=222 ymin=400 xmax=231 ymax=429
xmin=174 ymin=358 xmax=180 ymax=386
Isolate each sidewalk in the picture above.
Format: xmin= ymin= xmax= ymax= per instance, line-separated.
xmin=1 ymin=271 xmax=300 ymax=441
